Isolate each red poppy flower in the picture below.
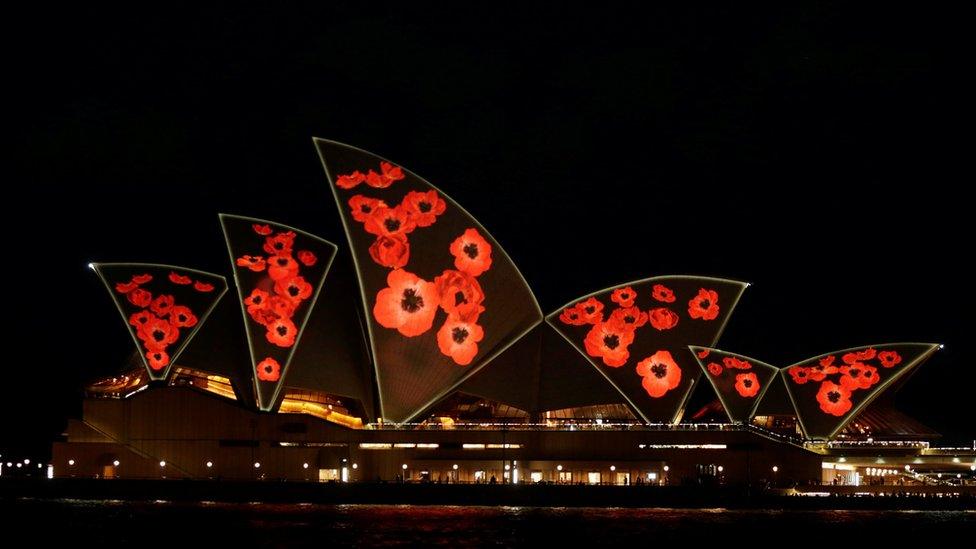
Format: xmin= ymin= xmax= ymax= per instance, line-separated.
xmin=878 ymin=350 xmax=902 ymax=368
xmin=401 ymin=189 xmax=447 ymax=227
xmin=734 ymin=372 xmax=761 ymax=398
xmin=652 ymin=284 xmax=676 ymax=303
xmin=707 ymin=362 xmax=723 ymax=376
xmin=559 ymin=307 xmax=587 ymax=325
xmin=168 ymin=272 xmax=192 ymax=285
xmin=820 ymin=355 xmax=836 ymax=368
xmin=697 ymin=349 xmax=710 ymax=359
xmin=575 ymin=297 xmax=605 ymax=324
xmin=857 ymin=348 xmax=877 ymax=361
xmin=256 ymin=357 xmax=282 ymax=381
xmin=256 ymin=357 xmax=281 ymax=381
xmin=150 ymin=294 xmax=175 ymax=316
xmin=364 ymin=205 xmax=417 ymax=237
xmin=244 ymin=289 xmax=270 ymax=315
xmin=348 ymin=195 xmax=389 ymax=223
xmin=369 ymin=234 xmax=410 ymax=269
xmin=129 ymin=310 xmax=154 ymax=328
xmin=263 ymin=231 xmax=296 ymax=255
xmin=636 ymin=350 xmax=683 ymax=398
xmin=437 ymin=304 xmax=486 ymax=366
xmin=840 ymin=362 xmax=879 ymax=390
xmin=116 ymin=281 xmax=139 ymax=294
xmin=267 ymin=255 xmax=299 ymax=281
xmin=131 ymin=274 xmax=153 ymax=285
xmin=788 ymin=366 xmax=811 ymax=384
xmin=269 ymin=295 xmax=297 ymax=318
xmin=138 ymin=317 xmax=180 ymax=351
xmin=722 ymin=356 xmax=752 ymax=370
xmin=648 ymin=307 xmax=679 ymax=331
xmin=373 ymin=268 xmax=439 ymax=337
xmin=434 ymin=269 xmax=485 ymax=316
xmin=816 ymin=380 xmax=853 ymax=417
xmin=265 ymin=316 xmax=298 ymax=347
xmin=236 ymin=255 xmax=266 ymax=272
xmin=275 ymin=276 xmax=313 ymax=303
xmin=449 ymin=228 xmax=493 ymax=277
xmin=584 ymin=321 xmax=635 ymax=367
xmin=335 ymin=170 xmax=366 ymax=189
xmin=608 ymin=306 xmax=648 ymax=331
xmin=611 ymin=286 xmax=637 ymax=308
xmin=806 ymin=366 xmax=827 ymax=382
xmin=688 ymin=288 xmax=720 ymax=320
xmin=168 ymin=305 xmax=197 ymax=328
xmin=364 ymin=161 xmax=405 ymax=188
xmin=193 ymin=281 xmax=215 ymax=292
xmin=253 ymin=223 xmax=273 ymax=235
xmin=297 ymin=250 xmax=317 ymax=267
xmin=249 ymin=308 xmax=278 ymax=328
xmin=127 ymin=288 xmax=152 ymax=308
xmin=146 ymin=350 xmax=169 ymax=371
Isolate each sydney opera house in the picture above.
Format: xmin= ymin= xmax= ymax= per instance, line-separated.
xmin=52 ymin=140 xmax=974 ymax=488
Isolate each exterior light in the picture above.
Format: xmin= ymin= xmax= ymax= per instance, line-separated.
xmin=663 ymin=465 xmax=669 ymax=472
xmin=838 ymin=457 xmax=846 ymax=463
xmin=557 ymin=465 xmax=563 ymax=471
xmin=68 ymin=459 xmax=75 ymax=466
xmin=970 ymin=465 xmax=975 ymax=471
xmin=905 ymin=465 xmax=911 ymax=471
xmin=254 ymin=462 xmax=261 ymax=469
xmin=303 ymin=463 xmax=309 ymax=469
xmin=957 ymin=474 xmax=962 ymax=479
xmin=38 ymin=463 xmax=43 ymax=469
xmin=504 ymin=464 xmax=511 ymax=471
xmin=159 ymin=461 xmax=166 ymax=467
xmin=113 ymin=460 xmax=120 ymax=467
xmin=206 ymin=461 xmax=213 ymax=468
xmin=402 ymin=464 xmax=408 ymax=470
xmin=16 ymin=463 xmax=22 ymax=468
xmin=6 ymin=462 xmax=12 ymax=467
xmin=610 ymin=465 xmax=616 ymax=471
xmin=452 ymin=464 xmax=458 ymax=470
xmin=937 ymin=473 xmax=942 ymax=478
xmin=88 ymin=263 xmax=95 ymax=270
xmin=953 ymin=457 xmax=961 ymax=463
xmin=352 ymin=463 xmax=358 ymax=469
xmin=24 ymin=459 xmax=30 ymax=465
xmin=718 ymin=466 xmax=724 ymax=473
xmin=772 ymin=466 xmax=778 ymax=473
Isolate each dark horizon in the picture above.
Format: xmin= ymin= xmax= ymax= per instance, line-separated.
xmin=5 ymin=4 xmax=972 ymax=459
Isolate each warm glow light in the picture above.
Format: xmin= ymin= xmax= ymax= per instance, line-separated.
xmin=159 ymin=461 xmax=166 ymax=467
xmin=504 ymin=464 xmax=511 ymax=471
xmin=772 ymin=466 xmax=778 ymax=473
xmin=557 ymin=465 xmax=563 ymax=471
xmin=953 ymin=457 xmax=961 ymax=463
xmin=970 ymin=465 xmax=975 ymax=471
xmin=206 ymin=461 xmax=213 ymax=468
xmin=402 ymin=464 xmax=408 ymax=470
xmin=113 ymin=460 xmax=120 ymax=466
xmin=452 ymin=464 xmax=458 ymax=470
xmin=663 ymin=465 xmax=669 ymax=472
xmin=352 ymin=463 xmax=358 ymax=469
xmin=718 ymin=466 xmax=724 ymax=473
xmin=254 ymin=462 xmax=261 ymax=469
xmin=68 ymin=460 xmax=75 ymax=466
xmin=610 ymin=465 xmax=616 ymax=471
xmin=88 ymin=263 xmax=95 ymax=270
xmin=23 ymin=459 xmax=30 ymax=465
xmin=302 ymin=463 xmax=309 ymax=469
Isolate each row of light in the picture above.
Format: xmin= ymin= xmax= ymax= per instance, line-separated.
xmin=65 ymin=459 xmax=361 ymax=471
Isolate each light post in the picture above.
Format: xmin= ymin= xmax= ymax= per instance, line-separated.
xmin=772 ymin=465 xmax=778 ymax=488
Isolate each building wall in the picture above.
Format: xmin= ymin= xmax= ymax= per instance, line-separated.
xmin=53 ymin=387 xmax=821 ymax=486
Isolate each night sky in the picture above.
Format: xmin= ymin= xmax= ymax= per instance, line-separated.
xmin=5 ymin=5 xmax=971 ymax=459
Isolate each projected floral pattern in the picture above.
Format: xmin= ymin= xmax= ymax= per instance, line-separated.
xmin=336 ymin=162 xmax=495 ymax=367
xmin=690 ymin=347 xmax=779 ymax=422
xmin=99 ymin=264 xmax=225 ymax=380
xmin=557 ymin=283 xmax=722 ymax=398
xmin=785 ymin=347 xmax=894 ymax=417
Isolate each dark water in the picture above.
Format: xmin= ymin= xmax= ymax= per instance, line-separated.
xmin=2 ymin=499 xmax=974 ymax=546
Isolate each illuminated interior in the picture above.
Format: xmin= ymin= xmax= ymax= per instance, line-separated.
xmin=278 ymin=388 xmax=365 ymax=429
xmin=169 ymin=367 xmax=237 ymax=401
xmin=85 ymin=368 xmax=149 ymax=399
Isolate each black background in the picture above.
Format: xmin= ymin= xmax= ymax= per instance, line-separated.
xmin=4 ymin=4 xmax=971 ymax=459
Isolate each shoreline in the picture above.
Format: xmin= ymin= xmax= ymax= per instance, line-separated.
xmin=3 ymin=479 xmax=974 ymax=510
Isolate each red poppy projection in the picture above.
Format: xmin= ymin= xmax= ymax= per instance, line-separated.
xmin=315 ymin=139 xmax=542 ymax=423
xmin=547 ymin=276 xmax=748 ymax=424
xmin=220 ymin=214 xmax=338 ymax=411
xmin=781 ymin=343 xmax=941 ymax=439
xmin=92 ymin=263 xmax=227 ymax=381
xmin=690 ymin=347 xmax=779 ymax=423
